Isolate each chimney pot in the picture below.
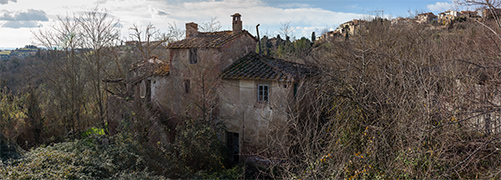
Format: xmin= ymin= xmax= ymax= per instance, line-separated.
xmin=232 ymin=13 xmax=242 ymax=34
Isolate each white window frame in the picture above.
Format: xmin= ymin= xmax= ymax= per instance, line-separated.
xmin=257 ymin=84 xmax=269 ymax=102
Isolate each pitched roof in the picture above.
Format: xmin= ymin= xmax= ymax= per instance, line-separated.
xmin=220 ymin=52 xmax=316 ymax=82
xmin=129 ymin=56 xmax=170 ymax=76
xmin=167 ymin=30 xmax=256 ymax=49
xmin=418 ymin=12 xmax=437 ymax=18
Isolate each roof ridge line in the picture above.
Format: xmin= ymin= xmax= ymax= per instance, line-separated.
xmin=257 ymin=54 xmax=295 ymax=81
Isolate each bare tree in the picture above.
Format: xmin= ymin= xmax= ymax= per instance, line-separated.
xmin=458 ymin=0 xmax=501 ymax=35
xmin=280 ymin=21 xmax=294 ymax=39
xmin=164 ymin=22 xmax=185 ymax=42
xmin=77 ymin=9 xmax=121 ymax=134
xmin=32 ymin=8 xmax=121 ymax=136
xmin=258 ymin=16 xmax=501 ymax=179
xmin=32 ymin=15 xmax=87 ymax=135
xmin=199 ymin=17 xmax=222 ymax=32
xmin=129 ymin=23 xmax=170 ymax=61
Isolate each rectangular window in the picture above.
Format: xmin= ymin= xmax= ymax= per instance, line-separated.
xmin=184 ymin=80 xmax=190 ymax=94
xmin=189 ymin=48 xmax=198 ymax=64
xmin=257 ymin=84 xmax=269 ymax=102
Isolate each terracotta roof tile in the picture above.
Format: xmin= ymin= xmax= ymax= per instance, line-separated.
xmin=220 ymin=52 xmax=316 ymax=82
xmin=167 ymin=30 xmax=256 ymax=49
xmin=130 ymin=57 xmax=170 ymax=76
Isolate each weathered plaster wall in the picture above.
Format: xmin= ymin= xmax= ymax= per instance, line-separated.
xmin=150 ymin=76 xmax=170 ymax=111
xmin=219 ymin=79 xmax=291 ymax=152
xmin=159 ymin=48 xmax=222 ymax=118
xmin=155 ymin=34 xmax=256 ymax=119
xmin=219 ymin=34 xmax=257 ymax=70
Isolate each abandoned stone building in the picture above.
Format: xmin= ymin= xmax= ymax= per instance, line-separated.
xmin=218 ymin=51 xmax=314 ymax=159
xmin=417 ymin=12 xmax=438 ymax=24
xmin=144 ymin=13 xmax=257 ymax=122
xmin=111 ymin=13 xmax=316 ymax=160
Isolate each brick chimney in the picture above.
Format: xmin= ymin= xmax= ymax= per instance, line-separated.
xmin=231 ymin=13 xmax=242 ymax=34
xmin=186 ymin=22 xmax=198 ymax=38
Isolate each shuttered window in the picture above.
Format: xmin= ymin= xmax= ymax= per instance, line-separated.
xmin=257 ymin=84 xmax=269 ymax=102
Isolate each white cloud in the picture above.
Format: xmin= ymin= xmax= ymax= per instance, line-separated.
xmin=147 ymin=0 xmax=364 ymax=39
xmin=0 ymin=9 xmax=48 ymax=28
xmin=0 ymin=9 xmax=48 ymax=21
xmin=427 ymin=1 xmax=455 ymax=12
xmin=0 ymin=0 xmax=16 ymax=5
xmin=296 ymin=26 xmax=325 ymax=38
xmin=2 ymin=21 xmax=41 ymax=28
xmin=277 ymin=3 xmax=312 ymax=9
xmin=0 ymin=0 xmax=367 ymax=47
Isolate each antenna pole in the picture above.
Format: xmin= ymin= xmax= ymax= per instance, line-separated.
xmin=256 ymin=24 xmax=261 ymax=55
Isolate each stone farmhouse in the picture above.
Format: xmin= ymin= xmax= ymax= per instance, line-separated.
xmin=336 ymin=19 xmax=366 ymax=36
xmin=460 ymin=10 xmax=479 ymax=19
xmin=437 ymin=10 xmax=481 ymax=23
xmin=116 ymin=13 xmax=316 ymax=161
xmin=317 ymin=19 xmax=368 ymax=42
xmin=438 ymin=10 xmax=459 ymax=23
xmin=150 ymin=13 xmax=257 ymax=121
xmin=417 ymin=12 xmax=438 ymax=24
xmin=218 ymin=51 xmax=315 ymax=159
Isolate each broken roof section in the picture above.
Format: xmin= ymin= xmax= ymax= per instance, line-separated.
xmin=130 ymin=56 xmax=170 ymax=76
xmin=220 ymin=52 xmax=316 ymax=82
xmin=417 ymin=12 xmax=437 ymax=18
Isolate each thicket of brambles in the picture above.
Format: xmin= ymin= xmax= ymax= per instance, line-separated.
xmin=261 ymin=18 xmax=501 ymax=179
xmin=3 ymin=2 xmax=501 ymax=179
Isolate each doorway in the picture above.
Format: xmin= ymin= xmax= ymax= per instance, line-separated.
xmin=227 ymin=132 xmax=239 ymax=163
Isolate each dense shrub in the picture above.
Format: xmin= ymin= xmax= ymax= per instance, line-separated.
xmin=0 ymin=133 xmax=164 ymax=179
xmin=0 ymin=134 xmax=23 ymax=162
xmin=161 ymin=119 xmax=229 ymax=178
xmin=260 ymin=19 xmax=501 ymax=179
xmin=194 ymin=164 xmax=245 ymax=179
xmin=0 ymin=120 xmax=241 ymax=179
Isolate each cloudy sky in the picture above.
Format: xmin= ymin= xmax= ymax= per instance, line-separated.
xmin=0 ymin=0 xmax=464 ymax=48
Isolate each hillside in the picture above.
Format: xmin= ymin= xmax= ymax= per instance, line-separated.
xmin=1 ymin=11 xmax=501 ymax=179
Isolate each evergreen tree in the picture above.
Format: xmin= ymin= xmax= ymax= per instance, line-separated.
xmin=311 ymin=31 xmax=316 ymax=44
xmin=276 ymin=34 xmax=283 ymax=48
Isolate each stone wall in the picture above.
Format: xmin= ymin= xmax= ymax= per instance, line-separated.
xmin=219 ymin=79 xmax=291 ymax=154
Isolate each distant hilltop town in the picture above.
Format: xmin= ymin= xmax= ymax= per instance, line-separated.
xmin=0 ymin=45 xmax=41 ymax=60
xmin=320 ymin=8 xmax=493 ymax=41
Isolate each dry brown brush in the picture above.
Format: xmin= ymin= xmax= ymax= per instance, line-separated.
xmin=262 ymin=18 xmax=501 ymax=179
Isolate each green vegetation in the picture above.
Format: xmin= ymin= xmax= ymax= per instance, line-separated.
xmin=0 ymin=134 xmax=165 ymax=179
xmin=3 ymin=4 xmax=501 ymax=179
xmin=81 ymin=127 xmax=105 ymax=138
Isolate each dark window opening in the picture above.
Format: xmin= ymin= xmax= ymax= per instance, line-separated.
xmin=258 ymin=84 xmax=269 ymax=102
xmin=227 ymin=132 xmax=239 ymax=163
xmin=189 ymin=48 xmax=198 ymax=64
xmin=184 ymin=80 xmax=190 ymax=94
